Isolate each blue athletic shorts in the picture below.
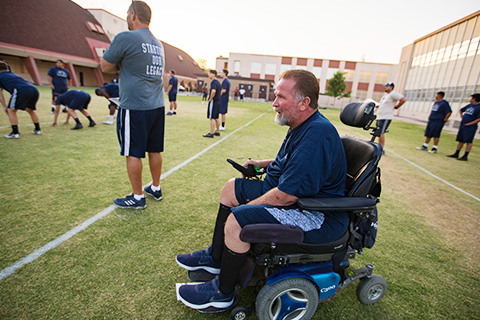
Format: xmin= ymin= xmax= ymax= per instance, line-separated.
xmin=51 ymin=88 xmax=67 ymax=100
xmin=116 ymin=107 xmax=165 ymax=158
xmin=207 ymin=100 xmax=220 ymax=119
xmin=8 ymin=86 xmax=39 ymax=111
xmin=219 ymin=100 xmax=228 ymax=114
xmin=376 ymin=119 xmax=392 ymax=134
xmin=424 ymin=120 xmax=445 ymax=138
xmin=168 ymin=92 xmax=177 ymax=102
xmin=456 ymin=125 xmax=477 ymax=143
xmin=231 ymin=178 xmax=349 ymax=244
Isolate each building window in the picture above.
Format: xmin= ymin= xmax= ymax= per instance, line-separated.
xmin=375 ymin=72 xmax=388 ymax=84
xmin=265 ymin=63 xmax=276 ymax=75
xmin=359 ymin=71 xmax=371 ymax=82
xmin=372 ymin=91 xmax=384 ymax=102
xmin=251 ymin=62 xmax=262 ymax=74
xmin=344 ymin=70 xmax=355 ymax=81
xmin=326 ymin=68 xmax=339 ymax=79
xmin=280 ymin=64 xmax=292 ymax=74
xmin=312 ymin=66 xmax=322 ymax=79
xmin=86 ymin=21 xmax=105 ymax=34
xmin=234 ymin=61 xmax=240 ymax=73
xmin=357 ymin=90 xmax=368 ymax=100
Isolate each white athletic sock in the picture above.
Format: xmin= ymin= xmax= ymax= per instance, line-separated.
xmin=151 ymin=185 xmax=161 ymax=192
xmin=108 ymin=115 xmax=114 ymax=121
xmin=133 ymin=194 xmax=144 ymax=200
xmin=432 ymin=145 xmax=438 ymax=149
xmin=423 ymin=143 xmax=428 ymax=147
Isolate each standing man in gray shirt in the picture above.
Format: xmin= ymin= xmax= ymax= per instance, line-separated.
xmin=101 ymin=1 xmax=165 ymax=209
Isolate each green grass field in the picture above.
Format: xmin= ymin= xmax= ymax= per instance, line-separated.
xmin=1 ymin=87 xmax=479 ymax=319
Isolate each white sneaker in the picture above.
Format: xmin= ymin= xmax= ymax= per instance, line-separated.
xmin=5 ymin=132 xmax=20 ymax=139
xmin=32 ymin=129 xmax=42 ymax=135
xmin=103 ymin=120 xmax=114 ymax=125
xmin=219 ymin=126 xmax=225 ymax=131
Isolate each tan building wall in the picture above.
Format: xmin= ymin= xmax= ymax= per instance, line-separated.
xmin=87 ymin=9 xmax=128 ymax=41
xmin=197 ymin=74 xmax=274 ymax=101
xmin=217 ymin=53 xmax=398 ymax=107
xmin=397 ymin=10 xmax=480 ymax=130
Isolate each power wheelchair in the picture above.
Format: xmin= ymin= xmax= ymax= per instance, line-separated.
xmin=190 ymin=101 xmax=385 ymax=320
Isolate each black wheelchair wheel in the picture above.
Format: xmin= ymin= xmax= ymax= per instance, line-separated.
xmin=230 ymin=306 xmax=250 ymax=320
xmin=356 ymin=274 xmax=387 ymax=304
xmin=256 ymin=278 xmax=319 ymax=320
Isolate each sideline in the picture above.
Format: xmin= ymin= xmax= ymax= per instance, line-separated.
xmin=0 ymin=112 xmax=269 ymax=281
xmin=336 ymin=121 xmax=480 ymax=203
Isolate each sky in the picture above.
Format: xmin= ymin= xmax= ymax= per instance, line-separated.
xmin=72 ymin=0 xmax=479 ymax=68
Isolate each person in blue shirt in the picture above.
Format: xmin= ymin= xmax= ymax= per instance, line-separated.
xmin=416 ymin=91 xmax=452 ymax=153
xmin=203 ymin=69 xmax=222 ymax=138
xmin=219 ymin=69 xmax=231 ymax=131
xmin=166 ymin=70 xmax=178 ymax=115
xmin=0 ymin=60 xmax=42 ymax=138
xmin=53 ymin=90 xmax=96 ymax=130
xmin=101 ymin=1 xmax=165 ymax=209
xmin=48 ymin=59 xmax=71 ymax=113
xmin=447 ymin=93 xmax=480 ymax=161
xmin=176 ymin=70 xmax=348 ymax=312
xmin=95 ymin=83 xmax=119 ymax=125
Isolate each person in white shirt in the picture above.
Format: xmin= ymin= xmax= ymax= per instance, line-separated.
xmin=375 ymin=82 xmax=406 ymax=150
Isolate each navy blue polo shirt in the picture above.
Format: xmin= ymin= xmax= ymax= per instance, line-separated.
xmin=57 ymin=90 xmax=90 ymax=109
xmin=169 ymin=76 xmax=178 ymax=94
xmin=429 ymin=100 xmax=452 ymax=121
xmin=102 ymin=83 xmax=119 ymax=98
xmin=48 ymin=66 xmax=70 ymax=92
xmin=263 ymin=111 xmax=346 ymax=198
xmin=0 ymin=71 xmax=36 ymax=94
xmin=460 ymin=103 xmax=480 ymax=126
xmin=221 ymin=78 xmax=231 ymax=103
xmin=210 ymin=79 xmax=221 ymax=101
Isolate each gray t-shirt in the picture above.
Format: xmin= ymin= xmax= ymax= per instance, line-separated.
xmin=103 ymin=28 xmax=165 ymax=110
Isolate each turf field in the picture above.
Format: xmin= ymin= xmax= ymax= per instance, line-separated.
xmin=0 ymin=87 xmax=479 ymax=319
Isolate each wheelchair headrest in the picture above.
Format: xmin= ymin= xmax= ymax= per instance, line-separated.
xmin=340 ymin=101 xmax=376 ymax=128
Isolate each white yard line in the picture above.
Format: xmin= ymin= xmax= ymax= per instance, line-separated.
xmin=0 ymin=112 xmax=268 ymax=281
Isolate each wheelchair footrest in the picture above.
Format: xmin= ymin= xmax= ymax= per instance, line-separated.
xmin=188 ymin=269 xmax=216 ymax=282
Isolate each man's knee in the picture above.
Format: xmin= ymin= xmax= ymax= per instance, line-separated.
xmin=220 ymin=178 xmax=239 ymax=207
xmin=224 ymin=214 xmax=241 ymax=238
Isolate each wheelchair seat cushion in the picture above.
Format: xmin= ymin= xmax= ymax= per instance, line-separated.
xmin=251 ymin=230 xmax=349 ymax=256
xmin=240 ymin=224 xmax=304 ymax=244
xmin=233 ymin=204 xmax=349 ymax=244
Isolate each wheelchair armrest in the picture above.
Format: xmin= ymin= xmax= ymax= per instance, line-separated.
xmin=240 ymin=224 xmax=304 ymax=244
xmin=297 ymin=197 xmax=377 ymax=212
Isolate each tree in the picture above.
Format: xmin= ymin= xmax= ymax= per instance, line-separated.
xmin=325 ymin=71 xmax=351 ymax=99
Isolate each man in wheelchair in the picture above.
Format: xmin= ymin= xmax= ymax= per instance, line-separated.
xmin=176 ymin=70 xmax=350 ymax=312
